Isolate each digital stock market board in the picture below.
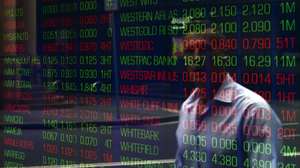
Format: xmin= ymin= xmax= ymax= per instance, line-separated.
xmin=0 ymin=0 xmax=299 ymax=167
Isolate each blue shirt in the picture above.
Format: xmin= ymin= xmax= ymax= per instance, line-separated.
xmin=176 ymin=74 xmax=281 ymax=168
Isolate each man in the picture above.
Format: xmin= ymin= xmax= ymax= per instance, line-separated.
xmin=174 ymin=27 xmax=282 ymax=168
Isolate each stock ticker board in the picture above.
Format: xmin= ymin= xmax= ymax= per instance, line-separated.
xmin=1 ymin=0 xmax=299 ymax=167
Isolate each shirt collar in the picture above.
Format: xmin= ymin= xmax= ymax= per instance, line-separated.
xmin=213 ymin=73 xmax=237 ymax=103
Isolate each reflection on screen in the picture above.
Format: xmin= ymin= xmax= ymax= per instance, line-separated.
xmin=0 ymin=0 xmax=299 ymax=167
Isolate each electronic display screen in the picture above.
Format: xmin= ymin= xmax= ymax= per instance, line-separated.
xmin=0 ymin=0 xmax=299 ymax=167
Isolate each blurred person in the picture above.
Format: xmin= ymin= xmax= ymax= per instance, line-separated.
xmin=173 ymin=23 xmax=282 ymax=168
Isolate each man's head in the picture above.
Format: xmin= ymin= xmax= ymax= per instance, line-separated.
xmin=172 ymin=19 xmax=233 ymax=99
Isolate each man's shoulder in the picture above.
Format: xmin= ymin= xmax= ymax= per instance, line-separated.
xmin=233 ymin=81 xmax=282 ymax=129
xmin=232 ymin=81 xmax=271 ymax=110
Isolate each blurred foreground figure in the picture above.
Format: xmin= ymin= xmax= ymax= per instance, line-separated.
xmin=174 ymin=26 xmax=281 ymax=168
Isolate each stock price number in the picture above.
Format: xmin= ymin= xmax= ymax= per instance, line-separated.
xmin=80 ymin=83 xmax=111 ymax=93
xmin=212 ymin=154 xmax=237 ymax=167
xmin=183 ymin=55 xmax=206 ymax=67
xmin=244 ymin=55 xmax=271 ymax=68
xmin=243 ymin=158 xmax=272 ymax=168
xmin=212 ymin=55 xmax=237 ymax=68
xmin=183 ymin=150 xmax=207 ymax=163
